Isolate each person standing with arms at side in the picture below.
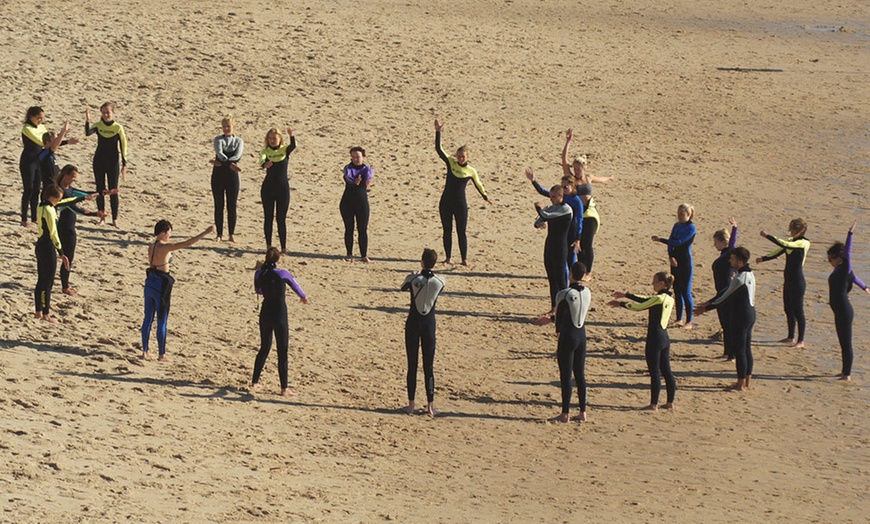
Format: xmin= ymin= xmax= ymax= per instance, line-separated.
xmin=756 ymin=218 xmax=810 ymax=348
xmin=434 ymin=119 xmax=492 ymax=267
xmin=696 ymin=247 xmax=757 ymax=392
xmin=34 ymin=184 xmax=71 ymax=323
xmin=609 ymin=271 xmax=677 ymax=411
xmin=141 ymin=220 xmax=214 ymax=361
xmin=826 ymin=221 xmax=869 ymax=381
xmin=259 ymin=127 xmax=296 ymax=253
xmin=534 ymin=185 xmax=573 ymax=312
xmin=711 ymin=217 xmax=738 ymax=360
xmin=653 ymin=203 xmax=697 ymax=329
xmin=401 ymin=248 xmax=445 ymax=416
xmin=54 ymin=164 xmax=108 ymax=297
xmin=85 ymin=103 xmax=128 ymax=228
xmin=340 ymin=146 xmax=373 ymax=262
xmin=535 ymin=262 xmax=592 ymax=423
xmin=252 ymin=247 xmax=309 ymax=396
xmin=209 ymin=115 xmax=243 ymax=243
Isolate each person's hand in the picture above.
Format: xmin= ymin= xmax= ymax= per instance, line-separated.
xmin=85 ymin=107 xmax=91 ymax=122
xmin=61 ymin=120 xmax=71 ymax=133
xmin=565 ymin=128 xmax=573 ymax=142
xmin=534 ymin=201 xmax=542 ymax=208
xmin=524 ymin=167 xmax=535 ymax=182
xmin=85 ymin=192 xmax=98 ymax=201
xmin=286 ymin=127 xmax=294 ymax=137
xmin=67 ymin=137 xmax=79 ymax=145
xmin=61 ymin=255 xmax=70 ymax=271
xmin=300 ymin=297 xmax=309 ymax=304
xmin=106 ymin=188 xmax=119 ymax=196
xmin=434 ymin=118 xmax=444 ymax=132
xmin=670 ymin=257 xmax=678 ymax=267
xmin=612 ymin=291 xmax=626 ymax=299
xmin=230 ymin=163 xmax=241 ymax=173
xmin=121 ymin=165 xmax=127 ymax=181
xmin=573 ymin=240 xmax=581 ymax=253
xmin=849 ymin=220 xmax=857 ymax=233
xmin=729 ymin=216 xmax=737 ymax=228
xmin=264 ymin=160 xmax=273 ymax=169
xmin=606 ymin=299 xmax=623 ymax=308
xmin=209 ymin=159 xmax=220 ymax=167
xmin=533 ymin=315 xmax=552 ymax=326
xmin=694 ymin=305 xmax=706 ymax=316
xmin=96 ymin=210 xmax=107 ymax=219
xmin=651 ymin=235 xmax=660 ymax=242
xmin=485 ymin=198 xmax=493 ymax=206
xmin=355 ymin=174 xmax=363 ymax=185
xmin=759 ymin=230 xmax=767 ymax=238
xmin=755 ymin=257 xmax=763 ymax=264
xmin=864 ymin=288 xmax=870 ymax=295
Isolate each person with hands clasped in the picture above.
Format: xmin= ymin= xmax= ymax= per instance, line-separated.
xmin=210 ymin=115 xmax=244 ymax=243
xmin=340 ymin=146 xmax=373 ymax=262
xmin=259 ymin=127 xmax=296 ymax=253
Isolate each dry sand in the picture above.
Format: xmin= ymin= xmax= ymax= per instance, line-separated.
xmin=1 ymin=0 xmax=869 ymax=522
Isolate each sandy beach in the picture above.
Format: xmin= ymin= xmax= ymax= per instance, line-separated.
xmin=1 ymin=0 xmax=869 ymax=521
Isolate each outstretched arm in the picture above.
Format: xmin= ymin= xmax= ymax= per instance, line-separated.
xmin=167 ymin=225 xmax=216 ymax=251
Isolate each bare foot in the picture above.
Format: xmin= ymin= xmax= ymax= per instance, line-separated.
xmin=778 ymin=337 xmax=795 ymax=344
xmin=792 ymin=341 xmax=805 ymax=349
xmin=427 ymin=403 xmax=437 ymax=417
xmin=214 ymin=236 xmax=222 ymax=242
xmin=572 ymin=412 xmax=588 ymax=422
xmin=443 ymin=258 xmax=452 ymax=265
xmin=726 ymin=383 xmax=746 ymax=392
xmin=361 ymin=256 xmax=370 ymax=263
xmin=642 ymin=404 xmax=659 ymax=411
xmin=460 ymin=260 xmax=471 ymax=268
xmin=280 ymin=388 xmax=297 ymax=397
xmin=141 ymin=351 xmax=150 ymax=360
xmin=62 ymin=288 xmax=78 ymax=297
xmin=98 ymin=218 xmax=106 ymax=226
xmin=681 ymin=322 xmax=693 ymax=330
xmin=661 ymin=403 xmax=675 ymax=411
xmin=344 ymin=257 xmax=354 ymax=262
xmin=837 ymin=374 xmax=851 ymax=381
xmin=42 ymin=315 xmax=59 ymax=324
xmin=21 ymin=220 xmax=30 ymax=227
xmin=581 ymin=273 xmax=592 ymax=282
xmin=251 ymin=383 xmax=262 ymax=390
xmin=228 ymin=235 xmax=236 ymax=243
xmin=553 ymin=412 xmax=570 ymax=423
xmin=157 ymin=354 xmax=171 ymax=362
xmin=111 ymin=220 xmax=120 ymax=228
xmin=401 ymin=405 xmax=415 ymax=415
xmin=34 ymin=311 xmax=43 ymax=320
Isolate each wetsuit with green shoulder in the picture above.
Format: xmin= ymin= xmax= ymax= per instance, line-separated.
xmin=761 ymin=234 xmax=810 ymax=343
xmin=34 ymin=201 xmax=64 ymax=315
xmin=436 ymin=131 xmax=489 ymax=261
xmin=619 ymin=290 xmax=676 ymax=405
xmin=20 ymin=121 xmax=47 ymax=223
xmin=86 ymin=119 xmax=128 ymax=221
xmin=259 ymin=136 xmax=297 ymax=252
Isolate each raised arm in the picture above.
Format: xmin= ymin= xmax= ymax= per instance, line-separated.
xmin=728 ymin=217 xmax=738 ymax=249
xmin=166 ymin=225 xmax=216 ymax=251
xmin=525 ymin=168 xmax=551 ymax=197
xmin=285 ymin=128 xmax=296 ymax=154
xmin=561 ymin=129 xmax=573 ymax=177
xmin=434 ymin=119 xmax=449 ymax=164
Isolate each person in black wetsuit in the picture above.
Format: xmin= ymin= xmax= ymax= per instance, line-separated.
xmin=696 ymin=247 xmax=757 ymax=392
xmin=535 ymin=262 xmax=592 ymax=423
xmin=34 ymin=184 xmax=71 ymax=323
xmin=209 ymin=115 xmax=244 ymax=243
xmin=534 ymin=185 xmax=573 ymax=312
xmin=252 ymin=247 xmax=309 ymax=396
xmin=826 ymin=222 xmax=869 ymax=381
xmin=38 ymin=120 xmax=78 ymax=188
xmin=525 ymin=167 xmax=584 ymax=272
xmin=85 ymin=103 xmax=128 ymax=228
xmin=339 ymin=146 xmax=373 ymax=262
xmin=609 ymin=271 xmax=677 ymax=411
xmin=54 ymin=164 xmax=107 ymax=296
xmin=756 ymin=218 xmax=810 ymax=348
xmin=434 ymin=119 xmax=492 ymax=267
xmin=401 ymin=248 xmax=445 ymax=417
xmin=711 ymin=217 xmax=738 ymax=360
xmin=259 ymin=127 xmax=296 ymax=253
xmin=20 ymin=107 xmax=48 ymax=226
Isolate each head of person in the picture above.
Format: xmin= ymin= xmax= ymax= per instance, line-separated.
xmin=264 ymin=246 xmax=282 ymax=266
xmin=154 ymin=219 xmax=173 ymax=238
xmin=677 ymin=203 xmax=694 ymax=223
xmin=572 ymin=154 xmax=587 ymax=178
xmin=221 ymin=115 xmax=235 ymax=136
xmin=421 ymin=248 xmax=437 ymax=270
xmin=350 ymin=146 xmax=366 ymax=166
xmin=652 ymin=271 xmax=675 ymax=292
xmin=41 ymin=183 xmax=63 ymax=205
xmin=42 ymin=131 xmax=57 ymax=146
xmin=729 ymin=246 xmax=750 ymax=269
xmin=570 ymin=261 xmax=587 ymax=282
xmin=100 ymin=102 xmax=115 ymax=122
xmin=548 ymin=185 xmax=564 ymax=205
xmin=55 ymin=164 xmax=79 ymax=187
xmin=712 ymin=228 xmax=730 ymax=251
xmin=560 ymin=175 xmax=577 ymax=196
xmin=789 ymin=218 xmax=807 ymax=238
xmin=827 ymin=242 xmax=845 ymax=268
xmin=25 ymin=106 xmax=44 ymax=126
xmin=264 ymin=128 xmax=283 ymax=148
xmin=455 ymin=145 xmax=469 ymax=165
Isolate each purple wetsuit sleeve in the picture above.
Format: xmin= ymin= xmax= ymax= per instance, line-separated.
xmin=729 ymin=226 xmax=738 ymax=250
xmin=845 ymin=232 xmax=867 ymax=289
xmin=254 ymin=269 xmax=264 ymax=295
xmin=276 ymin=269 xmax=306 ymax=299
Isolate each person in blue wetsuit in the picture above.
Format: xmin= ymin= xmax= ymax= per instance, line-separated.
xmin=259 ymin=127 xmax=296 ymax=253
xmin=252 ymin=247 xmax=309 ymax=396
xmin=756 ymin=218 xmax=810 ymax=348
xmin=653 ymin=203 xmax=696 ymax=329
xmin=85 ymin=103 xmax=128 ymax=227
xmin=33 ymin=184 xmax=71 ymax=323
xmin=525 ymin=167 xmax=583 ymax=271
xmin=54 ymin=164 xmax=107 ymax=296
xmin=696 ymin=247 xmax=757 ymax=392
xmin=535 ymin=262 xmax=592 ymax=423
xmin=711 ymin=217 xmax=738 ymax=359
xmin=401 ymin=248 xmax=445 ymax=417
xmin=209 ymin=115 xmax=244 ymax=243
xmin=534 ymin=185 xmax=574 ymax=312
xmin=434 ymin=119 xmax=492 ymax=267
xmin=610 ymin=271 xmax=677 ymax=411
xmin=826 ymin=221 xmax=869 ymax=381
xmin=141 ymin=220 xmax=214 ymax=361
xmin=340 ymin=146 xmax=373 ymax=262
xmin=38 ymin=120 xmax=78 ymax=188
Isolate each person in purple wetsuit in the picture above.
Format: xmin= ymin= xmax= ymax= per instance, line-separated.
xmin=340 ymin=146 xmax=373 ymax=262
xmin=827 ymin=221 xmax=870 ymax=381
xmin=252 ymin=247 xmax=309 ymax=396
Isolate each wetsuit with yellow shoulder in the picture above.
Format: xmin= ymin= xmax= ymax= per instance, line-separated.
xmin=761 ymin=234 xmax=810 ymax=343
xmin=86 ymin=118 xmax=127 ymax=221
xmin=621 ymin=290 xmax=676 ymax=406
xmin=34 ymin=200 xmax=64 ymax=315
xmin=20 ymin=121 xmax=47 ymax=223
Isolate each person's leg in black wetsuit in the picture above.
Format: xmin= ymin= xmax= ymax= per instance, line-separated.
xmin=356 ymin=195 xmax=370 ymax=259
xmin=93 ymin=157 xmax=108 ymax=219
xmin=59 ymin=227 xmax=76 ymax=292
xmin=834 ymin=303 xmax=854 ymax=377
xmin=275 ymin=184 xmax=290 ymax=252
xmin=455 ymin=205 xmax=469 ymax=263
xmin=211 ymin=167 xmax=227 ymax=239
xmin=340 ymin=192 xmax=356 ymax=258
xmin=34 ymin=238 xmax=57 ymax=317
xmin=21 ymin=160 xmax=40 ymax=224
xmin=580 ymin=217 xmax=596 ymax=273
xmin=439 ymin=198 xmax=454 ymax=263
xmin=252 ymin=317 xmax=275 ymax=387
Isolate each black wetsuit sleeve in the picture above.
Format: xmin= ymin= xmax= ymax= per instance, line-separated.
xmin=435 ymin=131 xmax=450 ymax=165
xmin=532 ymin=180 xmax=550 ymax=197
xmin=85 ymin=122 xmax=97 ymax=136
xmin=286 ymin=135 xmax=297 ymax=155
xmin=625 ymin=293 xmax=646 ymax=302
